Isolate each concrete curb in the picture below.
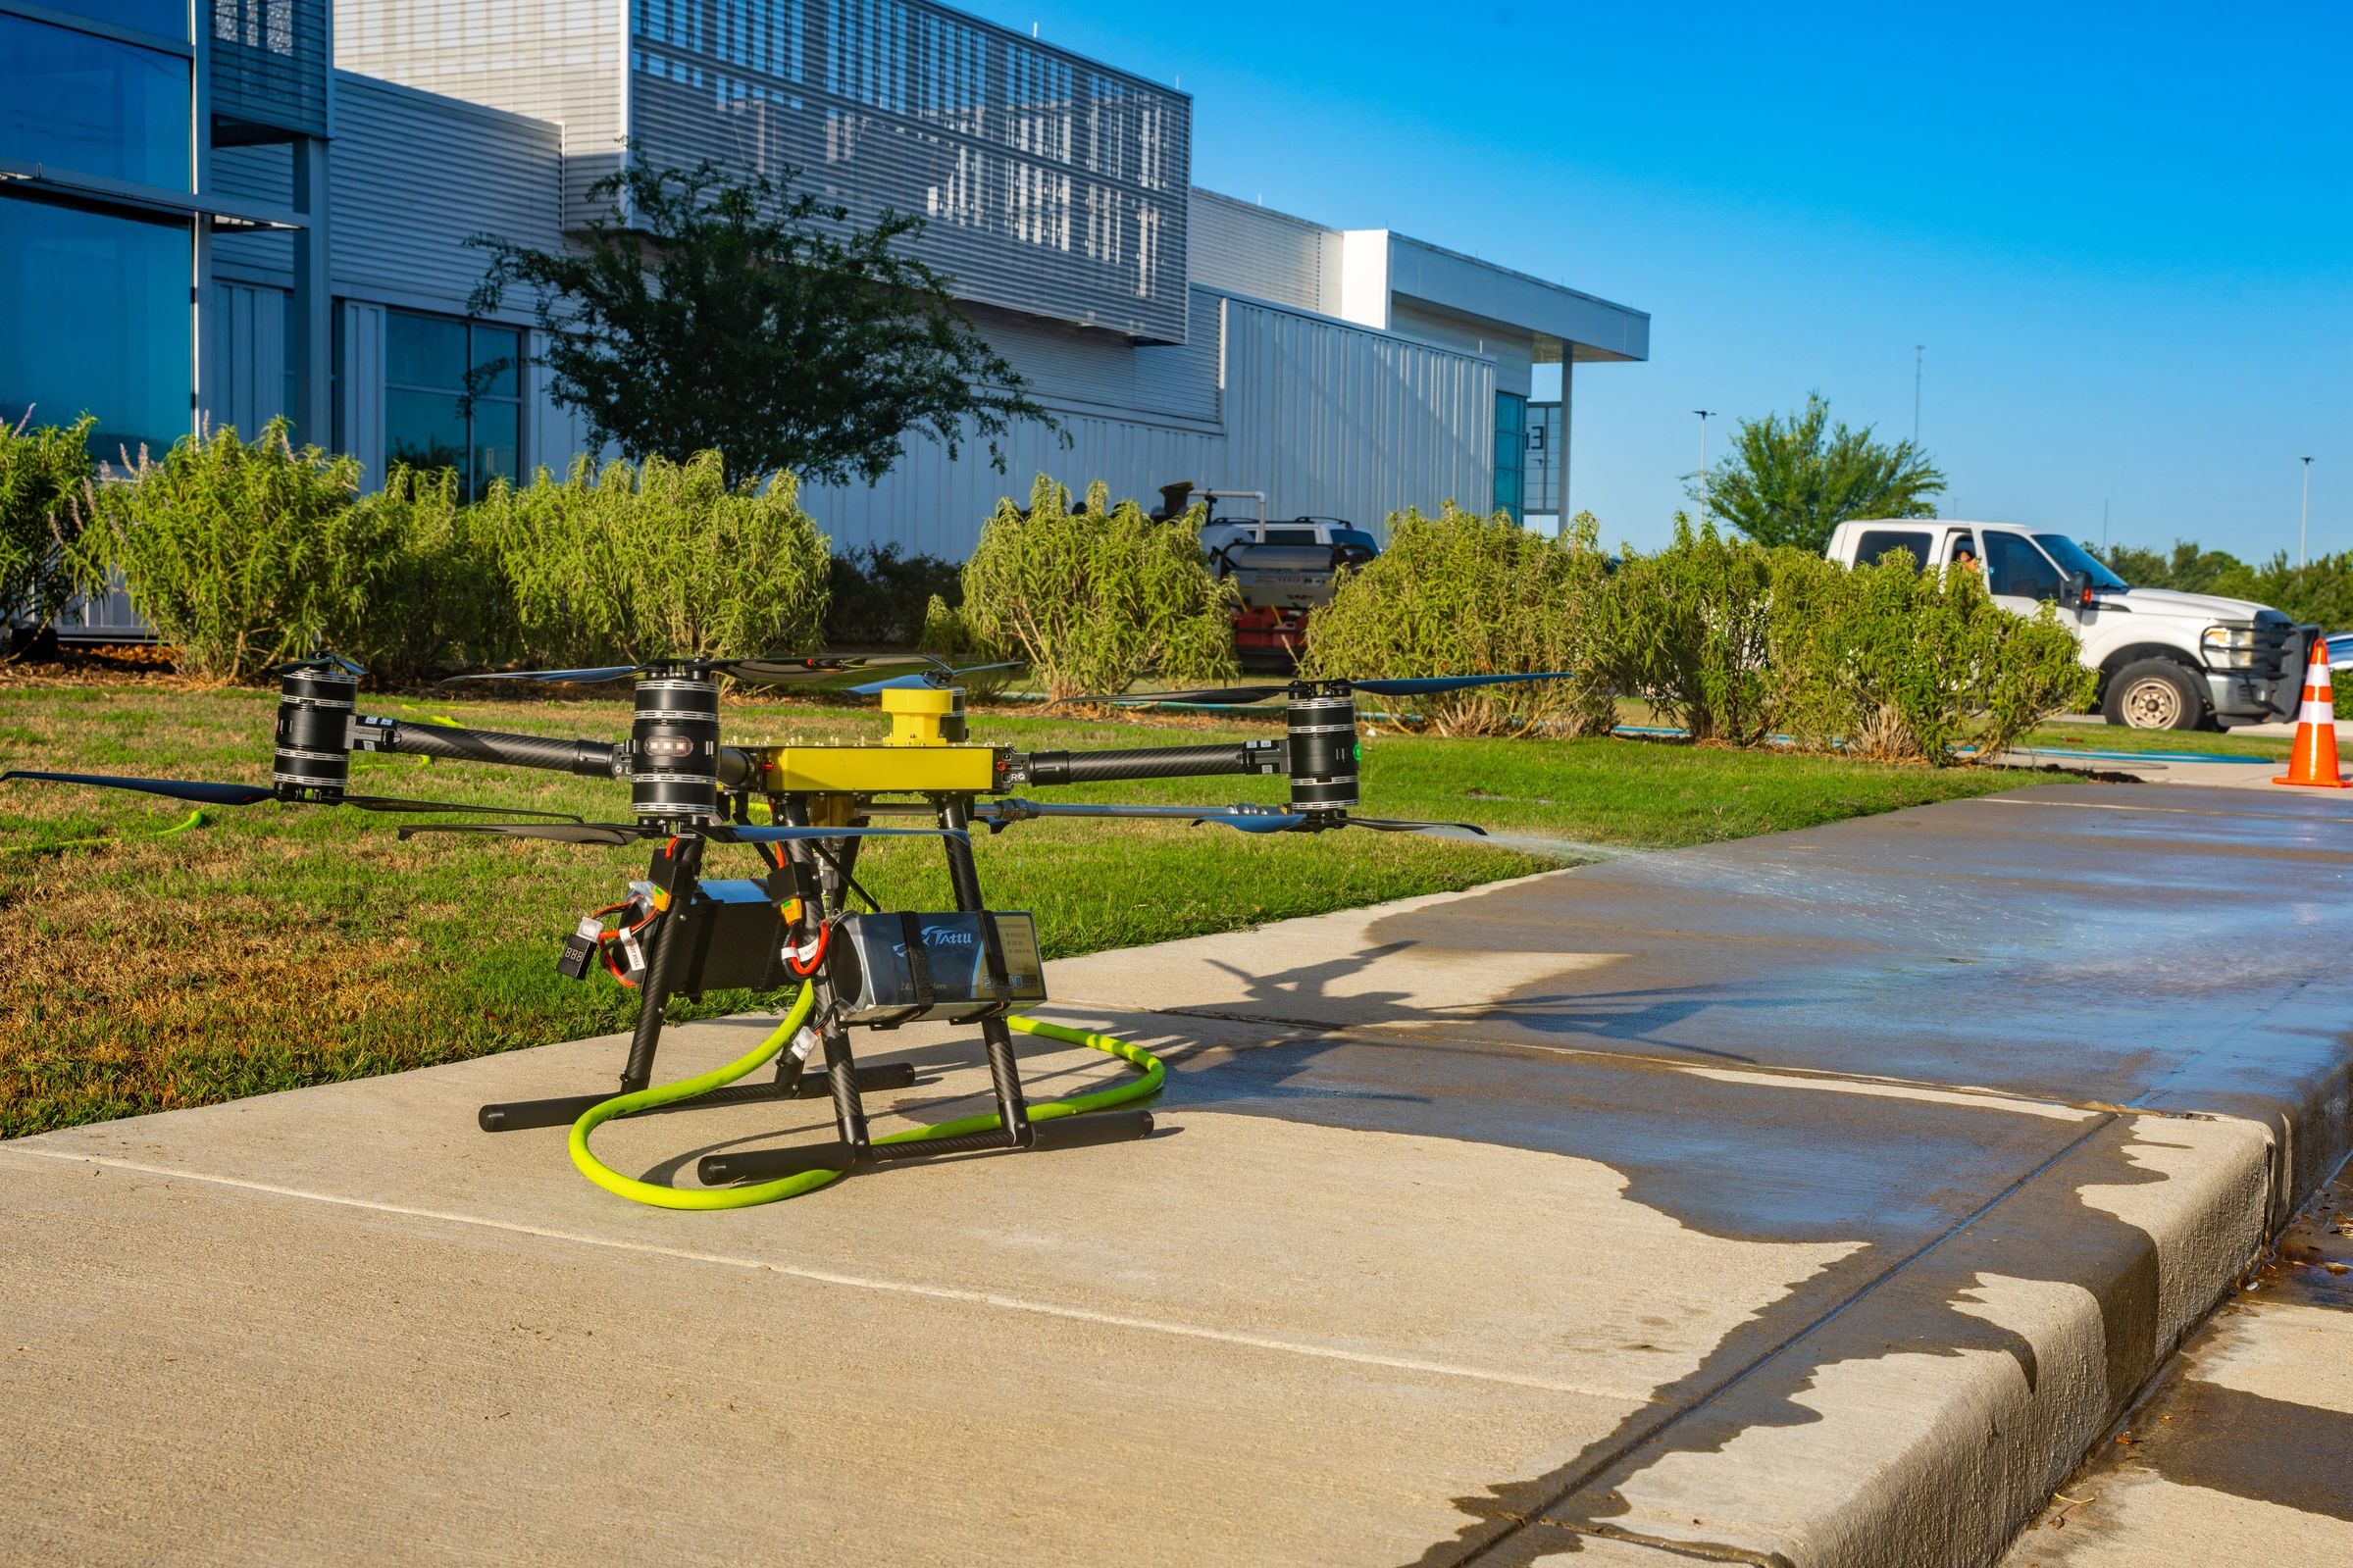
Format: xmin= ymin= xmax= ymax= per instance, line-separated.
xmin=1473 ymin=1100 xmax=2344 ymax=1567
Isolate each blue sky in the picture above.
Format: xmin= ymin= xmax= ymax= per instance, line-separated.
xmin=965 ymin=0 xmax=2348 ymax=558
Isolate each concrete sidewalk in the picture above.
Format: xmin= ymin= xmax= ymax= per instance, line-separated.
xmin=4 ymin=782 xmax=2350 ymax=1566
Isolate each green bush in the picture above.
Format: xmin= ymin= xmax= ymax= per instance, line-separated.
xmin=1599 ymin=515 xmax=1781 ymax=743
xmin=72 ymin=420 xmax=374 ymax=682
xmin=346 ymin=468 xmax=513 ymax=680
xmin=1769 ymin=550 xmax=2091 ymax=764
xmin=827 ymin=540 xmax=962 ymax=647
xmin=958 ymin=476 xmax=1238 ymax=699
xmin=484 ymin=451 xmax=831 ymax=667
xmin=0 ymin=412 xmax=96 ymax=641
xmin=1300 ymin=502 xmax=1616 ymax=735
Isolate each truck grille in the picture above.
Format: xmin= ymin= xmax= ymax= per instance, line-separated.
xmin=2251 ymin=619 xmax=2304 ymax=683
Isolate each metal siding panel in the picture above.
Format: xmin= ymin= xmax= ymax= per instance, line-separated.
xmin=334 ymin=0 xmax=625 ymax=226
xmin=788 ymin=293 xmax=1494 ymax=559
xmin=1184 ymin=189 xmax=1333 ymax=315
xmin=207 ymin=280 xmax=291 ymax=436
xmin=1222 ymin=296 xmax=1492 ymax=531
xmin=628 ymin=1 xmax=1191 ymax=341
xmin=211 ymin=0 xmax=331 ymax=138
xmin=342 ymin=300 xmax=385 ymax=477
xmin=799 ymin=410 xmax=1220 ymax=559
xmin=965 ymin=285 xmax=1217 ymax=427
xmin=328 ymin=74 xmax=568 ymax=307
xmin=207 ymin=144 xmax=295 ymax=279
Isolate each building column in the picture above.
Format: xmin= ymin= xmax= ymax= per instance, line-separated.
xmin=1560 ymin=357 xmax=1572 ymax=519
xmin=290 ymin=134 xmax=332 ymax=449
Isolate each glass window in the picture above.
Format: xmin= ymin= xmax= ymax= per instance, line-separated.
xmin=383 ymin=310 xmax=526 ymax=500
xmin=2033 ymin=533 xmax=2129 ymax=592
xmin=0 ymin=16 xmax=191 ymax=192
xmin=0 ymin=193 xmax=190 ymax=456
xmin=50 ymin=0 xmax=192 ymax=42
xmin=1493 ymin=392 xmax=1527 ymax=522
xmin=1854 ymin=530 xmax=1931 ymax=570
xmin=1982 ymin=531 xmax=2063 ymax=600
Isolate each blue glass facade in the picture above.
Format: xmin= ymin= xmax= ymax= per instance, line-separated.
xmin=0 ymin=14 xmax=193 ymax=190
xmin=0 ymin=197 xmax=191 ymax=454
xmin=384 ymin=311 xmax=524 ymax=500
xmin=0 ymin=1 xmax=195 ymax=457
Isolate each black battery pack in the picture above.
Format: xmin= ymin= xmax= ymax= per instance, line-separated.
xmin=667 ymin=878 xmax=790 ymax=995
xmin=827 ymin=911 xmax=1046 ymax=1026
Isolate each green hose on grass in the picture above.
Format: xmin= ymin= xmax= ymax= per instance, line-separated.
xmin=568 ymin=980 xmax=1164 ymax=1210
xmin=3 ymin=807 xmax=206 ymax=857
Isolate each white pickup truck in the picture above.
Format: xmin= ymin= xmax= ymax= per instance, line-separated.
xmin=1826 ymin=519 xmax=2317 ymax=730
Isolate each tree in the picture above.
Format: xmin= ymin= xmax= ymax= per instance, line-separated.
xmin=471 ymin=160 xmax=1059 ymax=486
xmin=1696 ymin=394 xmax=1945 ymax=554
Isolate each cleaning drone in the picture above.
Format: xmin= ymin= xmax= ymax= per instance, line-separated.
xmin=3 ymin=654 xmax=1571 ymax=1209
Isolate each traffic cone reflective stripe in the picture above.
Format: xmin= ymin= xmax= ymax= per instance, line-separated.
xmin=2274 ymin=640 xmax=2348 ymax=788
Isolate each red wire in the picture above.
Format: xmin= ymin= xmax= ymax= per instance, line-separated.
xmin=787 ymin=917 xmax=833 ymax=977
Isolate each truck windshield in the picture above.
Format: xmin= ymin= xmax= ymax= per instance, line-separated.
xmin=2033 ymin=534 xmax=2129 ymax=592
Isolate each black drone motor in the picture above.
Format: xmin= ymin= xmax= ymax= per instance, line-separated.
xmin=272 ymin=664 xmax=358 ymax=801
xmin=628 ymin=666 xmax=723 ymax=825
xmin=1285 ymin=680 xmax=1359 ymax=818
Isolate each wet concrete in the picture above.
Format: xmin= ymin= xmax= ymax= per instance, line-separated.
xmin=1997 ymin=1159 xmax=2353 ymax=1565
xmin=2 ymin=783 xmax=2347 ymax=1566
xmin=1049 ymin=783 xmax=2353 ymax=1211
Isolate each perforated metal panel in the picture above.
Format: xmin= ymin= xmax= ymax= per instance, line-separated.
xmin=210 ymin=0 xmax=330 ymax=140
xmin=626 ymin=1 xmax=1192 ymax=341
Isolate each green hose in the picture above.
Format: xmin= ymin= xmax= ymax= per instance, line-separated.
xmin=3 ymin=807 xmax=206 ymax=857
xmin=568 ymin=981 xmax=1164 ymax=1209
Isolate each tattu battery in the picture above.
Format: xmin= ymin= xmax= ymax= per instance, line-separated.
xmin=827 ymin=911 xmax=1047 ymax=1026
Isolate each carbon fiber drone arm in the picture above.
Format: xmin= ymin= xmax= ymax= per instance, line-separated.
xmin=350 ymin=715 xmax=760 ymax=790
xmin=1006 ymin=739 xmax=1285 ymax=788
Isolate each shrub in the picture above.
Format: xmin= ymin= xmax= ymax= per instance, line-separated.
xmin=1769 ymin=550 xmax=2091 ymax=764
xmin=1299 ymin=503 xmax=1616 ymax=735
xmin=912 ymin=591 xmax=1019 ymax=697
xmin=72 ymin=420 xmax=374 ymax=682
xmin=958 ymin=475 xmax=1238 ymax=698
xmin=0 ymin=411 xmax=96 ymax=642
xmin=346 ymin=468 xmax=513 ymax=680
xmin=827 ymin=540 xmax=963 ymax=647
xmin=483 ymin=451 xmax=831 ymax=667
xmin=1598 ymin=515 xmax=1780 ymax=743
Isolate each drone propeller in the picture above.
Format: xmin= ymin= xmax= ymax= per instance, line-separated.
xmin=393 ymin=821 xmax=968 ymax=847
xmin=1055 ymin=672 xmax=1585 ymax=707
xmin=975 ymin=798 xmax=1484 ymax=838
xmin=445 ymin=654 xmax=950 ymax=686
xmin=1 ymin=771 xmax=278 ymax=807
xmin=845 ymin=661 xmax=1023 ymax=694
xmin=1 ymin=770 xmax=584 ymax=820
xmin=269 ymin=651 xmax=367 ymax=678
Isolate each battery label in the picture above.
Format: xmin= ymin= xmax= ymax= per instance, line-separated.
xmin=830 ymin=912 xmax=1047 ymax=1024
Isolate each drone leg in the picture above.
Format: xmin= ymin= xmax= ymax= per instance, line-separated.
xmin=478 ymin=835 xmax=705 ymax=1134
xmin=818 ymin=1016 xmax=873 ymax=1160
xmin=618 ymin=835 xmax=704 ymax=1092
xmin=940 ymin=796 xmax=1033 ymax=1151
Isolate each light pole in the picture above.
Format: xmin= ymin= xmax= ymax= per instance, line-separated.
xmin=1693 ymin=409 xmax=1717 ymax=523
xmin=1913 ymin=344 xmax=1924 ymax=445
xmin=2301 ymin=456 xmax=2313 ymax=567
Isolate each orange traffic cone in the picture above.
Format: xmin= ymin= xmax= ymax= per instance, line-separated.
xmin=2275 ymin=638 xmax=2349 ymax=787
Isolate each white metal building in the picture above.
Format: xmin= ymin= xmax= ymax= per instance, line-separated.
xmin=8 ymin=0 xmax=1649 ymax=581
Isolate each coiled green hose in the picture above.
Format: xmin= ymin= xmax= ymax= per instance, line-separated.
xmin=568 ymin=981 xmax=1163 ymax=1209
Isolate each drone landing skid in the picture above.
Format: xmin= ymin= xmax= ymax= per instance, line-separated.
xmin=474 ymin=800 xmax=1155 ymax=1190
xmin=476 ymin=1065 xmax=917 ymax=1134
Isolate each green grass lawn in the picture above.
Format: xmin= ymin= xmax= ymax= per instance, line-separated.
xmin=0 ymin=681 xmax=2051 ymax=1136
xmin=2016 ymin=723 xmax=2290 ymax=759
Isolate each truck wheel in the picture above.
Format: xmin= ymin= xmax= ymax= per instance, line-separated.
xmin=2102 ymin=659 xmax=2207 ymax=730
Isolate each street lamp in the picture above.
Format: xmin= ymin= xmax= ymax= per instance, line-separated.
xmin=2301 ymin=456 xmax=2314 ymax=568
xmin=1694 ymin=410 xmax=1717 ymax=523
